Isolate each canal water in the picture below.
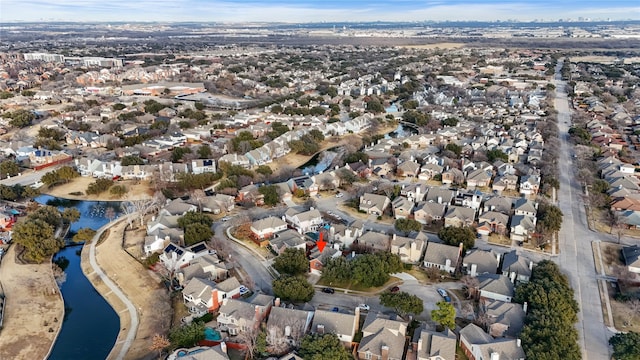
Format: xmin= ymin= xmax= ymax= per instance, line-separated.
xmin=35 ymin=195 xmax=121 ymax=360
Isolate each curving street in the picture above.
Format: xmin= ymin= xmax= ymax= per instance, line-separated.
xmin=553 ymin=59 xmax=611 ymax=360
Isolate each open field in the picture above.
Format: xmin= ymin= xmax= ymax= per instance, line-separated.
xmin=44 ymin=177 xmax=155 ymax=201
xmin=0 ymin=246 xmax=64 ymax=360
xmin=396 ymin=43 xmax=465 ymax=49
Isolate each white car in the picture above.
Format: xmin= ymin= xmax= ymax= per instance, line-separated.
xmin=335 ymin=193 xmax=344 ymax=198
xmin=239 ymin=286 xmax=250 ymax=295
xmin=358 ymin=304 xmax=370 ymax=311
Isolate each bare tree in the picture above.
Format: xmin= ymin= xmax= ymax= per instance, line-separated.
xmin=237 ymin=327 xmax=260 ymax=359
xmin=191 ymin=189 xmax=206 ymax=212
xmin=460 ymin=275 xmax=480 ymax=300
xmin=120 ymin=202 xmax=135 ymax=228
xmin=613 ymin=264 xmax=636 ymax=287
xmin=149 ymin=334 xmax=170 ymax=359
xmin=266 ymin=317 xmax=306 ymax=354
xmin=129 ymin=197 xmax=157 ymax=228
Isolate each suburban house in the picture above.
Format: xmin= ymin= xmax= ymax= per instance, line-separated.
xmin=483 ymin=196 xmax=513 ymax=215
xmin=513 ymin=198 xmax=537 ymax=217
xmin=359 ymin=193 xmax=391 ymax=216
xmin=477 ymin=211 xmax=509 ymax=235
xmin=177 ymin=253 xmax=228 ymax=284
xmin=390 ymin=233 xmax=427 ymax=264
xmin=466 ymin=168 xmax=492 ymax=189
xmin=357 ymin=231 xmax=391 ymax=252
xmin=268 ymin=229 xmax=307 ymax=255
xmin=623 ymin=245 xmax=640 ymax=273
xmin=459 ymin=324 xmax=525 ymax=360
xmin=391 ymin=196 xmax=414 ymax=220
xmin=509 ymin=215 xmax=536 ymax=243
xmin=250 ymin=216 xmax=288 ymax=241
xmin=309 ymin=246 xmax=341 ymax=275
xmin=329 ymin=221 xmax=364 ymax=249
xmin=160 ymin=198 xmax=198 ymax=216
xmin=401 ymin=183 xmax=428 ymax=203
xmin=442 ymin=168 xmax=465 ymax=185
xmin=492 ymin=174 xmax=518 ymax=193
xmin=357 ymin=313 xmax=408 ymax=360
xmin=159 ymin=242 xmax=213 ymax=272
xmin=477 ymin=274 xmax=515 ymax=303
xmin=501 ymin=250 xmax=533 ymax=283
xmin=414 ymin=202 xmax=447 ymax=224
xmin=425 ymin=188 xmax=455 ymax=205
xmin=284 ymin=208 xmax=323 ymax=233
xmin=519 ymin=174 xmax=540 ymax=197
xmin=311 ymin=309 xmax=359 ymax=344
xmin=463 ymin=249 xmax=500 ymax=277
xmin=397 ymin=160 xmax=421 ymax=178
xmin=444 ymin=206 xmax=476 ymax=228
xmin=266 ymin=306 xmax=314 ymax=348
xmin=423 ymin=242 xmax=463 ymax=273
xmin=410 ymin=327 xmax=457 ymax=360
xmin=481 ymin=299 xmax=526 ymax=338
xmin=182 ymin=277 xmax=218 ymax=316
xmin=217 ymin=294 xmax=274 ymax=336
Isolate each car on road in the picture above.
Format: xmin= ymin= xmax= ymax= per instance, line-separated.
xmin=322 ymin=287 xmax=335 ymax=294
xmin=358 ymin=304 xmax=370 ymax=311
xmin=221 ymin=216 xmax=230 ymax=222
xmin=390 ymin=286 xmax=400 ymax=293
xmin=437 ymin=288 xmax=451 ymax=302
xmin=335 ymin=192 xmax=344 ymax=198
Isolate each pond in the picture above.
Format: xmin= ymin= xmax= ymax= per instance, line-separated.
xmin=36 ymin=195 xmax=121 ymax=360
xmin=385 ymin=123 xmax=419 ymax=139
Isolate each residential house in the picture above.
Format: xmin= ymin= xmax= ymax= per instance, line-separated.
xmin=144 ymin=228 xmax=183 ymax=256
xmin=218 ymin=153 xmax=250 ymax=169
xmin=284 ymin=208 xmax=323 ymax=233
xmin=483 ymin=197 xmax=512 ymax=215
xmin=397 ymin=160 xmax=421 ymax=178
xmin=481 ymin=299 xmax=526 ymax=338
xmin=414 ymin=202 xmax=447 ymax=225
xmin=423 ymin=242 xmax=463 ymax=273
xmin=288 ymin=175 xmax=319 ymax=196
xmin=425 ymin=188 xmax=455 ymax=205
xmin=453 ymin=190 xmax=483 ymax=211
xmin=509 ymin=215 xmax=536 ymax=243
xmin=160 ymin=198 xmax=198 ymax=216
xmin=459 ymin=324 xmax=525 ymax=360
xmin=309 ymin=246 xmax=341 ymax=275
xmin=463 ymin=249 xmax=500 ymax=277
xmin=466 ymin=169 xmax=492 ymax=189
xmin=418 ymin=163 xmax=444 ymax=181
xmin=182 ymin=277 xmax=218 ymax=316
xmin=191 ymin=159 xmax=217 ymax=174
xmin=311 ymin=309 xmax=359 ymax=344
xmin=513 ymin=198 xmax=537 ymax=217
xmin=411 ymin=328 xmax=457 ymax=360
xmin=200 ymin=194 xmax=235 ymax=214
xmin=176 ymin=254 xmax=229 ymax=286
xmin=401 ymin=183 xmax=429 ymax=203
xmin=357 ymin=231 xmax=391 ymax=252
xmin=269 ymin=229 xmax=307 ymax=255
xmin=492 ymin=174 xmax=518 ymax=193
xmin=477 ymin=274 xmax=515 ymax=302
xmin=442 ymin=168 xmax=465 ymax=185
xmin=217 ymin=294 xmax=274 ymax=335
xmin=357 ymin=313 xmax=407 ymax=360
xmin=519 ymin=174 xmax=540 ymax=197
xmin=444 ymin=206 xmax=476 ymax=228
xmin=160 ymin=242 xmax=213 ymax=272
xmin=392 ymin=196 xmax=414 ymax=220
xmin=391 ymin=233 xmax=426 ymax=264
xmin=266 ymin=306 xmax=314 ymax=348
xmin=250 ymin=216 xmax=287 ymax=241
xmin=622 ymin=245 xmax=640 ymax=274
xmin=477 ymin=211 xmax=509 ymax=235
xmin=501 ymin=250 xmax=533 ymax=283
xmin=359 ymin=193 xmax=391 ymax=216
xmin=168 ymin=344 xmax=230 ymax=360
xmin=330 ymin=221 xmax=364 ymax=249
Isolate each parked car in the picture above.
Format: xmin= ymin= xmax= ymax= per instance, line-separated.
xmin=239 ymin=285 xmax=250 ymax=295
xmin=322 ymin=287 xmax=335 ymax=294
xmin=332 ymin=307 xmax=339 ymax=312
xmin=390 ymin=286 xmax=400 ymax=293
xmin=358 ymin=304 xmax=370 ymax=311
xmin=437 ymin=288 xmax=451 ymax=302
xmin=335 ymin=192 xmax=344 ymax=198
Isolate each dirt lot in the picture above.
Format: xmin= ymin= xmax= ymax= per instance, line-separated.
xmin=44 ymin=177 xmax=155 ymax=201
xmin=80 ymin=220 xmax=171 ymax=360
xmin=0 ymin=246 xmax=64 ymax=360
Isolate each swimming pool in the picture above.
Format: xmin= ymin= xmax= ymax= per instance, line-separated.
xmin=204 ymin=327 xmax=222 ymax=341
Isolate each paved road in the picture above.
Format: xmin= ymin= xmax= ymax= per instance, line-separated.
xmin=553 ymin=59 xmax=611 ymax=360
xmin=88 ymin=216 xmax=139 ymax=360
xmin=213 ymin=222 xmax=274 ymax=295
xmin=0 ymin=167 xmax=55 ymax=186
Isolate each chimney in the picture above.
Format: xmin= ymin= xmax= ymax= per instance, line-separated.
xmin=316 ymin=324 xmax=325 ymax=334
xmin=254 ymin=305 xmax=261 ymax=321
xmin=491 ymin=352 xmax=500 ymax=360
xmin=381 ymin=346 xmax=390 ymax=360
xmin=458 ymin=242 xmax=464 ymax=254
xmin=392 ymin=233 xmax=397 ymax=241
xmin=523 ymin=302 xmax=528 ymax=313
xmin=510 ymin=271 xmax=517 ymax=284
xmin=496 ymin=253 xmax=501 ymax=263
xmin=517 ymin=338 xmax=521 ymax=347
xmin=417 ymin=337 xmax=423 ymax=351
xmin=354 ymin=307 xmax=361 ymax=331
xmin=275 ymin=298 xmax=281 ymax=307
xmin=220 ymin=342 xmax=227 ymax=353
xmin=529 ymin=261 xmax=533 ymax=270
xmin=470 ymin=263 xmax=477 ymax=277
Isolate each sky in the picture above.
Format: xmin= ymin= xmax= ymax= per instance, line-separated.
xmin=1 ymin=0 xmax=639 ymax=23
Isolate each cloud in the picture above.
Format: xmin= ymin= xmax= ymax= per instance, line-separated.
xmin=1 ymin=0 xmax=637 ymax=22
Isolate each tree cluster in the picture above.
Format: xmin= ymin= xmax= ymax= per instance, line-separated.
xmin=178 ymin=212 xmax=213 ymax=246
xmin=86 ymin=178 xmax=114 ymax=195
xmin=298 ymin=333 xmax=352 ymax=360
xmin=394 ymin=218 xmax=423 ymax=234
xmin=515 ymin=260 xmax=580 ymax=360
xmin=168 ymin=321 xmax=205 ymax=349
xmin=380 ymin=291 xmax=424 ymax=316
xmin=5 ymin=109 xmax=35 ymax=128
xmin=609 ymin=332 xmax=640 ymax=360
xmin=258 ymin=185 xmax=280 ymax=206
xmin=41 ymin=166 xmax=80 ymax=187
xmin=12 ymin=205 xmax=65 ymax=263
xmin=273 ymin=248 xmax=309 ymax=276
xmin=321 ymin=252 xmax=403 ymax=288
xmin=272 ymin=275 xmax=314 ymax=303
xmin=438 ymin=226 xmax=476 ymax=252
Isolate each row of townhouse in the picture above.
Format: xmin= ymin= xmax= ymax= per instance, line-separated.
xmin=74 ymin=157 xmax=216 ymax=180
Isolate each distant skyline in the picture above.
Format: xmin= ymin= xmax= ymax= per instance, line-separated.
xmin=1 ymin=0 xmax=639 ymax=23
